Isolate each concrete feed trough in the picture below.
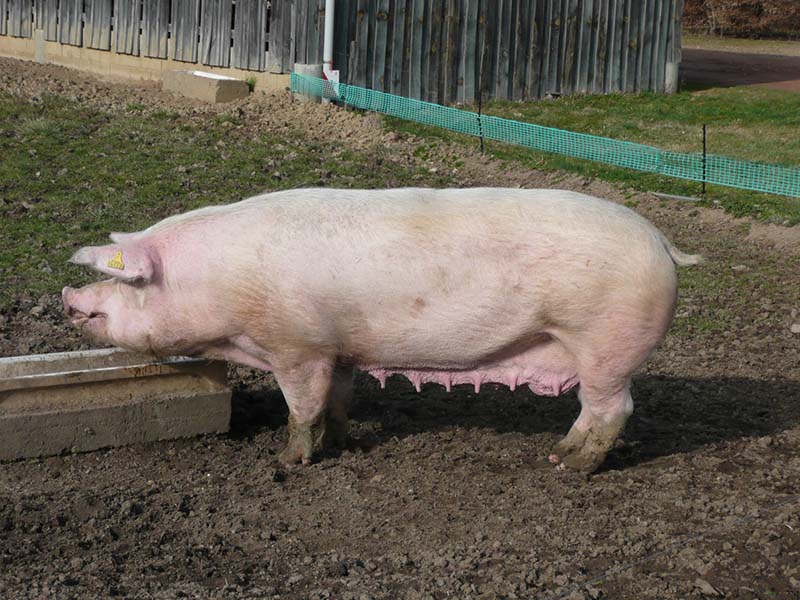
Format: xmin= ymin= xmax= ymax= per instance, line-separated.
xmin=0 ymin=348 xmax=231 ymax=461
xmin=162 ymin=69 xmax=250 ymax=103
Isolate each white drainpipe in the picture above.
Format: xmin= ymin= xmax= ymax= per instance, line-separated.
xmin=322 ymin=0 xmax=339 ymax=96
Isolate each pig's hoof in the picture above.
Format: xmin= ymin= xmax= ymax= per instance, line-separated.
xmin=551 ymin=425 xmax=619 ymax=474
xmin=550 ymin=428 xmax=590 ymax=464
xmin=278 ymin=441 xmax=312 ymax=467
xmin=279 ymin=414 xmax=327 ymax=467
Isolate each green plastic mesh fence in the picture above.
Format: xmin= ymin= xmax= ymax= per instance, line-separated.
xmin=291 ymin=73 xmax=800 ymax=199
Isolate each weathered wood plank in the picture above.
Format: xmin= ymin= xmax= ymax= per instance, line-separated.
xmin=654 ymin=0 xmax=669 ymax=91
xmin=592 ymin=0 xmax=606 ymax=92
xmin=85 ymin=0 xmax=112 ymax=50
xmin=352 ymin=0 xmax=368 ymax=87
xmin=389 ymin=0 xmax=406 ymax=94
xmin=268 ymin=0 xmax=284 ymax=72
xmin=629 ymin=0 xmax=642 ymax=92
xmin=630 ymin=0 xmax=644 ymax=92
xmin=586 ymin=0 xmax=601 ymax=92
xmin=113 ymin=0 xmax=140 ymax=55
xmin=460 ymin=0 xmax=476 ymax=103
xmin=564 ymin=0 xmax=580 ymax=94
xmin=603 ymin=0 xmax=618 ymax=92
xmin=673 ymin=0 xmax=683 ymax=64
xmin=577 ymin=0 xmax=593 ymax=92
xmin=287 ymin=0 xmax=296 ymax=71
xmin=332 ymin=0 xmax=351 ymax=81
xmin=372 ymin=0 xmax=390 ymax=90
xmin=511 ymin=0 xmax=529 ymax=100
xmin=59 ymin=0 xmax=83 ymax=46
xmin=34 ymin=0 xmax=58 ymax=41
xmin=0 ymin=0 xmax=7 ymax=36
xmin=417 ymin=0 xmax=430 ymax=100
xmin=313 ymin=0 xmax=326 ymax=65
xmin=495 ymin=0 xmax=512 ymax=99
xmin=476 ymin=0 xmax=490 ymax=100
xmin=171 ymin=0 xmax=200 ymax=62
xmin=268 ymin=0 xmax=294 ymax=73
xmin=289 ymin=1 xmax=297 ymax=70
xmin=295 ymin=0 xmax=308 ymax=64
xmin=641 ymin=0 xmax=655 ymax=91
xmin=8 ymin=0 xmax=33 ymax=38
xmin=429 ymin=0 xmax=445 ymax=103
xmin=142 ymin=0 xmax=169 ymax=58
xmin=620 ymin=0 xmax=633 ymax=91
xmin=440 ymin=0 xmax=459 ymax=104
xmin=540 ymin=0 xmax=555 ymax=94
xmin=527 ymin=0 xmax=545 ymax=99
xmin=232 ymin=0 xmax=268 ymax=70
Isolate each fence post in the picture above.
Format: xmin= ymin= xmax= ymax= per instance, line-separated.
xmin=702 ymin=123 xmax=707 ymax=197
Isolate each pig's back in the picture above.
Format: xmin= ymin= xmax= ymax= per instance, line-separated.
xmin=219 ymin=188 xmax=677 ymax=364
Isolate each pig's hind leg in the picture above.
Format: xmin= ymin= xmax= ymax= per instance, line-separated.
xmin=273 ymin=358 xmax=354 ymax=466
xmin=549 ymin=382 xmax=633 ymax=473
xmin=548 ymin=323 xmax=657 ymax=472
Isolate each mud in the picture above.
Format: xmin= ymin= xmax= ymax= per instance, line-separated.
xmin=1 ymin=57 xmax=799 ymax=599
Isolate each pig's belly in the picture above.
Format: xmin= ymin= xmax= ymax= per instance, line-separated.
xmin=358 ymin=337 xmax=580 ymax=397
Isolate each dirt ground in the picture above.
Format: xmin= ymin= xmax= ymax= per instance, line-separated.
xmin=1 ymin=58 xmax=800 ymax=600
xmin=681 ymin=48 xmax=800 ymax=93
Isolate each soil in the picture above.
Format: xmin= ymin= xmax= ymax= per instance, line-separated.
xmin=1 ymin=57 xmax=800 ymax=600
xmin=681 ymin=48 xmax=800 ymax=93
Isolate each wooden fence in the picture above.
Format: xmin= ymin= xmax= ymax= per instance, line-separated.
xmin=0 ymin=0 xmax=683 ymax=103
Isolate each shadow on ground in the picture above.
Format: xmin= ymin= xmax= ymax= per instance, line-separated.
xmin=230 ymin=371 xmax=800 ymax=471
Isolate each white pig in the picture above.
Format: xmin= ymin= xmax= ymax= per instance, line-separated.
xmin=63 ymin=188 xmax=701 ymax=472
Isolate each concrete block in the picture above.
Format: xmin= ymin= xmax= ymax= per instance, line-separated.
xmin=292 ymin=63 xmax=323 ymax=103
xmin=162 ymin=70 xmax=250 ymax=103
xmin=0 ymin=348 xmax=231 ymax=461
xmin=34 ymin=29 xmax=46 ymax=64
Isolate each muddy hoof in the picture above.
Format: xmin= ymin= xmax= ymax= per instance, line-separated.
xmin=551 ymin=423 xmax=622 ymax=474
xmin=279 ymin=414 xmax=329 ymax=466
xmin=280 ymin=409 xmax=352 ymax=466
xmin=278 ymin=440 xmax=312 ymax=467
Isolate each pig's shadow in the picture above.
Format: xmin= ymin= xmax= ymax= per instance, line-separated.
xmin=230 ymin=372 xmax=800 ymax=471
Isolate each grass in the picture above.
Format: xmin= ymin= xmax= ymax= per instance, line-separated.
xmin=384 ymin=85 xmax=800 ymax=225
xmin=0 ymin=93 xmax=451 ymax=310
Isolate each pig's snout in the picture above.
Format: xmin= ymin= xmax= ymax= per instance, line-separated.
xmin=62 ymin=286 xmax=103 ymax=328
xmin=62 ymin=286 xmax=75 ymax=315
xmin=62 ymin=286 xmax=82 ymax=319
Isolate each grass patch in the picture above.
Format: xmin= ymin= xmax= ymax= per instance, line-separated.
xmin=0 ymin=93 xmax=452 ymax=310
xmin=384 ymin=85 xmax=800 ymax=225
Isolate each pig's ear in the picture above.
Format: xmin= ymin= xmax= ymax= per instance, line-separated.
xmin=109 ymin=232 xmax=138 ymax=244
xmin=69 ymin=244 xmax=155 ymax=282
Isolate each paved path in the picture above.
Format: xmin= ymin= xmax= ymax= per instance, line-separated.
xmin=682 ymin=48 xmax=800 ymax=92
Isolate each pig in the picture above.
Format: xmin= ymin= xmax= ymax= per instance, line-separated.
xmin=63 ymin=187 xmax=702 ymax=473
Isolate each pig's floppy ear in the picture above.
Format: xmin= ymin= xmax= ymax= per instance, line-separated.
xmin=109 ymin=232 xmax=138 ymax=244
xmin=69 ymin=244 xmax=155 ymax=282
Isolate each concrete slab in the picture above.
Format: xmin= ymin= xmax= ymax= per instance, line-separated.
xmin=0 ymin=348 xmax=231 ymax=461
xmin=162 ymin=69 xmax=250 ymax=103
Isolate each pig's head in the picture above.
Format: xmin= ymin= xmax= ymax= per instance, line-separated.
xmin=63 ymin=239 xmax=166 ymax=353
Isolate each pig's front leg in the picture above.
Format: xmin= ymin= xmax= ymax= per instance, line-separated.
xmin=273 ymin=358 xmax=353 ymax=466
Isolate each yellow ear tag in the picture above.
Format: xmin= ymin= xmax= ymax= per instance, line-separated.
xmin=107 ymin=251 xmax=125 ymax=271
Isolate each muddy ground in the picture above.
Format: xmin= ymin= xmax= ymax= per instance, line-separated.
xmin=1 ymin=58 xmax=800 ymax=600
